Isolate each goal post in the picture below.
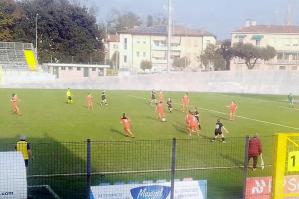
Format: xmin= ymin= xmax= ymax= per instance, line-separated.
xmin=272 ymin=133 xmax=299 ymax=199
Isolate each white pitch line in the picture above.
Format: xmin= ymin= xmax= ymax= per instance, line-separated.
xmin=128 ymin=95 xmax=299 ymax=131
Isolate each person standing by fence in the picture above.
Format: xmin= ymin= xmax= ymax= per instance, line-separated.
xmin=15 ymin=136 xmax=32 ymax=168
xmin=248 ymin=134 xmax=262 ymax=171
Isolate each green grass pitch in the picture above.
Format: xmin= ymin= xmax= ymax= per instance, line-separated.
xmin=0 ymin=89 xmax=298 ymax=199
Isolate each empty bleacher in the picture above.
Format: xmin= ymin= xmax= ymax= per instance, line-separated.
xmin=0 ymin=42 xmax=37 ymax=71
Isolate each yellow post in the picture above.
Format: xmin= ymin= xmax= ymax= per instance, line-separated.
xmin=272 ymin=134 xmax=287 ymax=199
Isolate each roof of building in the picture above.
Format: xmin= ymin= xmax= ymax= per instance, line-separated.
xmin=105 ymin=34 xmax=120 ymax=42
xmin=119 ymin=25 xmax=215 ymax=37
xmin=232 ymin=25 xmax=299 ymax=34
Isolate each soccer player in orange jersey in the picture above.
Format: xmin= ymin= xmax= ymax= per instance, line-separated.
xmin=190 ymin=114 xmax=199 ymax=136
xmin=120 ymin=113 xmax=134 ymax=138
xmin=156 ymin=101 xmax=166 ymax=121
xmin=227 ymin=101 xmax=238 ymax=121
xmin=86 ymin=93 xmax=94 ymax=111
xmin=185 ymin=110 xmax=194 ymax=136
xmin=181 ymin=93 xmax=190 ymax=112
xmin=11 ymin=93 xmax=21 ymax=115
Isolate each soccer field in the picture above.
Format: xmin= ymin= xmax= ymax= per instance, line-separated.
xmin=0 ymin=89 xmax=298 ymax=198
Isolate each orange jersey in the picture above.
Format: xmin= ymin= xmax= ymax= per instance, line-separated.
xmin=185 ymin=113 xmax=193 ymax=125
xmin=120 ymin=118 xmax=131 ymax=129
xmin=190 ymin=115 xmax=198 ymax=128
xmin=229 ymin=102 xmax=237 ymax=112
xmin=182 ymin=95 xmax=189 ymax=105
xmin=156 ymin=103 xmax=164 ymax=114
xmin=86 ymin=95 xmax=93 ymax=104
xmin=11 ymin=96 xmax=18 ymax=106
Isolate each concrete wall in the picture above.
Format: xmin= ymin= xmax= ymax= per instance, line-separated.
xmin=1 ymin=70 xmax=298 ymax=95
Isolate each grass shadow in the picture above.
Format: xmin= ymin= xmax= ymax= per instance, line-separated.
xmin=0 ymin=136 xmax=88 ymax=199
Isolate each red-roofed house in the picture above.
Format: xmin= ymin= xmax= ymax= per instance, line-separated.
xmin=231 ymin=20 xmax=299 ymax=70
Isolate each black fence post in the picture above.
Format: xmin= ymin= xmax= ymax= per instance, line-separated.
xmin=170 ymin=138 xmax=177 ymax=199
xmin=243 ymin=136 xmax=250 ymax=199
xmin=86 ymin=139 xmax=91 ymax=199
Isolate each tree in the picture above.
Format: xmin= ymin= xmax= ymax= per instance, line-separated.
xmin=200 ymin=44 xmax=225 ymax=71
xmin=172 ymin=57 xmax=190 ymax=70
xmin=107 ymin=9 xmax=142 ymax=33
xmin=13 ymin=0 xmax=104 ymax=63
xmin=146 ymin=15 xmax=153 ymax=27
xmin=0 ymin=0 xmax=22 ymax=41
xmin=217 ymin=40 xmax=234 ymax=70
xmin=110 ymin=51 xmax=119 ymax=69
xmin=140 ymin=60 xmax=152 ymax=71
xmin=233 ymin=43 xmax=276 ymax=69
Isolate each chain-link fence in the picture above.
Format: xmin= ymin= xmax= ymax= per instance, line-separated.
xmin=0 ymin=136 xmax=274 ymax=199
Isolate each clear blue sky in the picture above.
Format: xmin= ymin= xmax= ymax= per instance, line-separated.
xmin=83 ymin=0 xmax=299 ymax=40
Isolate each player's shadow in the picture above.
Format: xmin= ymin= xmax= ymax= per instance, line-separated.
xmin=110 ymin=128 xmax=126 ymax=137
xmin=173 ymin=124 xmax=187 ymax=134
xmin=220 ymin=153 xmax=244 ymax=166
xmin=145 ymin=116 xmax=157 ymax=121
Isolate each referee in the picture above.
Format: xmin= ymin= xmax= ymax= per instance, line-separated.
xmin=15 ymin=136 xmax=32 ymax=168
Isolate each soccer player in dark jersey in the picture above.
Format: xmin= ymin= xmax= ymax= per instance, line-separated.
xmin=150 ymin=90 xmax=156 ymax=106
xmin=100 ymin=91 xmax=108 ymax=106
xmin=194 ymin=107 xmax=201 ymax=130
xmin=211 ymin=119 xmax=229 ymax=143
xmin=167 ymin=98 xmax=173 ymax=112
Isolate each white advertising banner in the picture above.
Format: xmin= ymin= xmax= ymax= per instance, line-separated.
xmin=0 ymin=152 xmax=27 ymax=199
xmin=90 ymin=180 xmax=207 ymax=199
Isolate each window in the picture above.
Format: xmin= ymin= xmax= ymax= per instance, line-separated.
xmin=279 ymin=66 xmax=286 ymax=70
xmin=92 ymin=67 xmax=96 ymax=71
xmin=113 ymin=44 xmax=118 ymax=49
xmin=124 ymin=55 xmax=127 ymax=63
xmin=239 ymin=38 xmax=244 ymax=43
xmin=136 ymin=51 xmax=140 ymax=57
xmin=143 ymin=41 xmax=146 ymax=44
xmin=83 ymin=68 xmax=89 ymax=77
xmin=61 ymin=66 xmax=66 ymax=70
xmin=124 ymin=38 xmax=128 ymax=50
xmin=68 ymin=67 xmax=73 ymax=70
xmin=77 ymin=67 xmax=81 ymax=71
xmin=256 ymin=40 xmax=260 ymax=46
xmin=137 ymin=41 xmax=140 ymax=44
xmin=277 ymin=53 xmax=283 ymax=60
xmin=143 ymin=52 xmax=146 ymax=57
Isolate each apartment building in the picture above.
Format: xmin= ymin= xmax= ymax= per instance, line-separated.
xmin=112 ymin=26 xmax=215 ymax=72
xmin=231 ymin=21 xmax=299 ymax=70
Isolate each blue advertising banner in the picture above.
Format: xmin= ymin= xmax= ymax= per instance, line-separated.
xmin=90 ymin=180 xmax=207 ymax=199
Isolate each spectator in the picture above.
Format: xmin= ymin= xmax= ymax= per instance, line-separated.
xmin=15 ymin=136 xmax=32 ymax=168
xmin=248 ymin=134 xmax=262 ymax=171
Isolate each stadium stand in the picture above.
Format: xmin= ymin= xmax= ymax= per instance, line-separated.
xmin=0 ymin=42 xmax=37 ymax=71
xmin=0 ymin=42 xmax=56 ymax=85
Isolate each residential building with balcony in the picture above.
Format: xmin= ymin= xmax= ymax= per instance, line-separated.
xmin=231 ymin=21 xmax=299 ymax=71
xmin=116 ymin=25 xmax=216 ymax=72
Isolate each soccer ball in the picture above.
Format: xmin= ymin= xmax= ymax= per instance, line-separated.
xmin=162 ymin=118 xmax=167 ymax=122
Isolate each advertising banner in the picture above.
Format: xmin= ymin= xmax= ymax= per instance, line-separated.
xmin=245 ymin=175 xmax=299 ymax=199
xmin=0 ymin=152 xmax=27 ymax=199
xmin=90 ymin=180 xmax=207 ymax=199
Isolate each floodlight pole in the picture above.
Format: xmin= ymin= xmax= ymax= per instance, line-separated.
xmin=167 ymin=0 xmax=172 ymax=72
xmin=35 ymin=13 xmax=39 ymax=61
